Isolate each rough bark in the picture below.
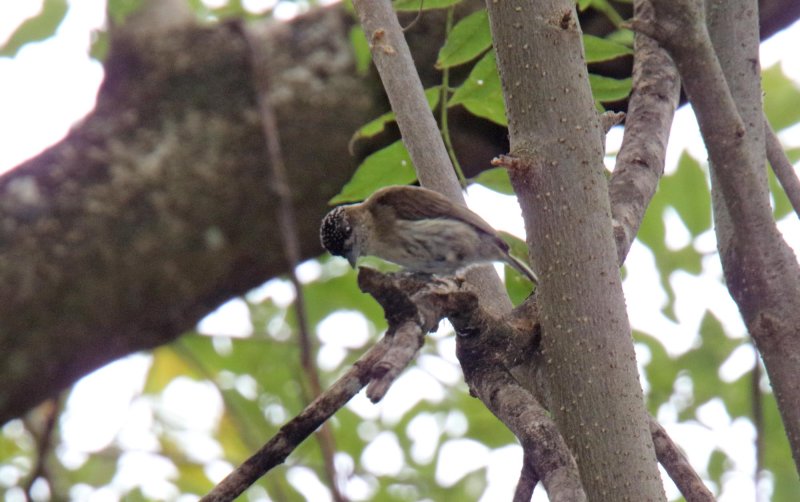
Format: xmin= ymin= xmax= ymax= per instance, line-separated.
xmin=0 ymin=7 xmax=376 ymax=423
xmin=486 ymin=1 xmax=664 ymax=499
xmin=640 ymin=0 xmax=800 ymax=473
xmin=705 ymin=0 xmax=800 ymax=473
xmin=609 ymin=0 xmax=681 ymax=262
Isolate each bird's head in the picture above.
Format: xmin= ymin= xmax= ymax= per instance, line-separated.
xmin=320 ymin=206 xmax=359 ymax=267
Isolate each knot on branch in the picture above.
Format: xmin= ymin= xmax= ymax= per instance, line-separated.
xmin=357 ymin=267 xmax=479 ymax=331
xmin=356 ymin=267 xmax=481 ymax=402
xmin=356 ymin=267 xmax=544 ymax=402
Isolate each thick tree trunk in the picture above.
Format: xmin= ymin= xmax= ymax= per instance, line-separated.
xmin=486 ymin=0 xmax=664 ymax=499
xmin=0 ymin=7 xmax=377 ymax=423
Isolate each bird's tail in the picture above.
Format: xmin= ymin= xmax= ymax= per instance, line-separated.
xmin=506 ymin=255 xmax=538 ymax=285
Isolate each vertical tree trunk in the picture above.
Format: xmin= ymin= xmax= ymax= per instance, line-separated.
xmin=486 ymin=0 xmax=664 ymax=499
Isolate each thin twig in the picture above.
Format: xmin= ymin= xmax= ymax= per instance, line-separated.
xmin=512 ymin=448 xmax=540 ymax=502
xmin=400 ymin=0 xmax=425 ymax=32
xmin=352 ymin=0 xmax=460 ymax=199
xmin=200 ymin=335 xmax=393 ymax=502
xmin=649 ymin=418 xmax=714 ymax=502
xmin=240 ymin=23 xmax=343 ymax=501
xmin=356 ymin=270 xmax=460 ymax=401
xmin=24 ymin=399 xmax=59 ymax=498
xmin=752 ymin=345 xmax=764 ymax=496
xmin=440 ymin=6 xmax=467 ymax=187
xmin=765 ymin=116 xmax=800 ymax=218
xmin=201 ymin=268 xmax=456 ymax=501
xmin=364 ymin=320 xmax=425 ymax=401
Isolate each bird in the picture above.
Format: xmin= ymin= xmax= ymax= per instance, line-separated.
xmin=319 ymin=185 xmax=538 ymax=284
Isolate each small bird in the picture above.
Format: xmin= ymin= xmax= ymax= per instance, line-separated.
xmin=320 ymin=185 xmax=538 ymax=284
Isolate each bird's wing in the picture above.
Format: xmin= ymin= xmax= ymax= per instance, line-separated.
xmin=369 ymin=185 xmax=504 ymax=241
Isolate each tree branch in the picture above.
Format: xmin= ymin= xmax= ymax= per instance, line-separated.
xmin=765 ymin=116 xmax=800 ymax=218
xmin=610 ymin=0 xmax=681 ymax=262
xmin=351 ymin=0 xmax=459 ymax=199
xmin=649 ymin=418 xmax=714 ymax=502
xmin=23 ymin=399 xmax=59 ymax=497
xmin=512 ymin=449 xmax=539 ymax=502
xmin=605 ymin=3 xmax=716 ymax=495
xmin=641 ymin=0 xmax=800 ymax=472
xmin=199 ymin=268 xmax=448 ymax=502
xmin=486 ymin=0 xmax=664 ymax=497
xmin=357 ymin=270 xmax=587 ymax=501
xmin=456 ymin=321 xmax=586 ymax=501
xmin=347 ymin=2 xmax=588 ymax=498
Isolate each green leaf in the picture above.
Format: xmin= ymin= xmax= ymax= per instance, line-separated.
xmin=763 ymin=64 xmax=800 ymax=132
xmin=144 ymin=346 xmax=203 ymax=394
xmin=660 ymin=153 xmax=711 ymax=236
xmin=675 ymin=312 xmax=740 ymax=418
xmin=450 ymin=50 xmax=507 ymax=126
xmin=588 ymin=74 xmax=632 ymax=103
xmin=217 ymin=406 xmax=265 ymax=459
xmin=208 ymin=0 xmax=248 ymax=20
xmin=393 ymin=0 xmax=462 ymax=11
xmin=581 ymin=0 xmax=625 ymax=27
xmin=498 ymin=232 xmax=534 ymax=304
xmin=637 ymin=151 xmax=710 ymax=314
xmin=350 ymin=87 xmax=440 ymax=143
xmin=606 ymin=28 xmax=634 ymax=46
xmin=330 ymin=140 xmax=417 ymax=204
xmin=174 ymin=463 xmax=214 ymax=495
xmin=583 ymin=34 xmax=632 ymax=63
xmin=107 ymin=0 xmax=145 ymax=24
xmin=770 ymin=146 xmax=800 ymax=218
xmin=763 ymin=391 xmax=800 ymax=500
xmin=349 ymin=26 xmax=371 ymax=76
xmin=65 ymin=450 xmax=119 ymax=487
xmin=436 ymin=10 xmax=491 ymax=69
xmin=634 ymin=333 xmax=677 ymax=413
xmin=90 ymin=30 xmax=110 ymax=61
xmin=303 ymin=273 xmax=386 ymax=329
xmin=707 ymin=449 xmax=727 ymax=485
xmin=471 ymin=167 xmax=513 ymax=195
xmin=0 ymin=0 xmax=69 ymax=57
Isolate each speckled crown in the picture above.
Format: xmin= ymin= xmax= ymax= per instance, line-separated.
xmin=319 ymin=206 xmax=351 ymax=257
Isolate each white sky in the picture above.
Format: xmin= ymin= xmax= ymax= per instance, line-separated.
xmin=1 ymin=1 xmax=799 ymax=501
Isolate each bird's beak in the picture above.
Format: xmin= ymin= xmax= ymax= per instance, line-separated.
xmin=347 ymin=253 xmax=357 ymax=268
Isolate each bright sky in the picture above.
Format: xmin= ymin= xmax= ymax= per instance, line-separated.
xmin=1 ymin=1 xmax=799 ymax=501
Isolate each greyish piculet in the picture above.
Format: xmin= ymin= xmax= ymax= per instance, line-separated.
xmin=319 ymin=185 xmax=537 ymax=283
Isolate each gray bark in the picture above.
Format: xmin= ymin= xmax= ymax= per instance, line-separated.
xmin=0 ymin=7 xmax=376 ymax=423
xmin=486 ymin=0 xmax=664 ymax=499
